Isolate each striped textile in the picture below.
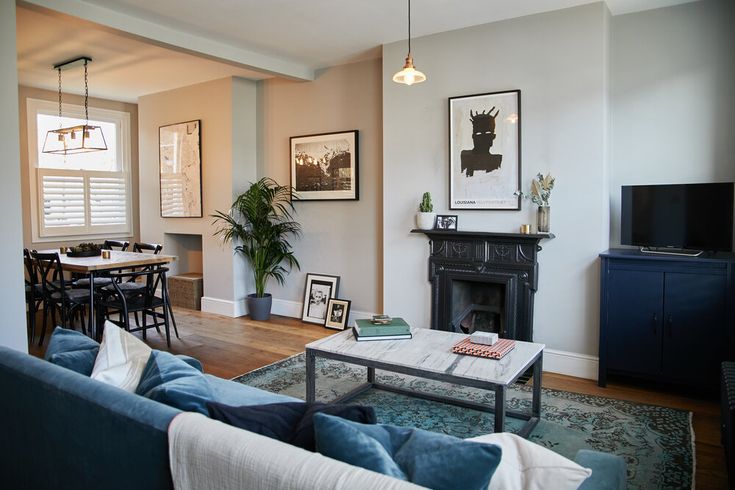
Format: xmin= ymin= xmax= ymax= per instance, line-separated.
xmin=451 ymin=338 xmax=516 ymax=360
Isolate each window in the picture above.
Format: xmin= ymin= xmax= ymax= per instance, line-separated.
xmin=27 ymin=99 xmax=132 ymax=240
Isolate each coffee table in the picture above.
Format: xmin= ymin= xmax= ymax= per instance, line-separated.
xmin=305 ymin=328 xmax=544 ymax=437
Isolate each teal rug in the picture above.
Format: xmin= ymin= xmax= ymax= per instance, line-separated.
xmin=233 ymin=353 xmax=694 ymax=490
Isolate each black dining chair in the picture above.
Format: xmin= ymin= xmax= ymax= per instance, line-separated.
xmin=103 ymin=240 xmax=130 ymax=252
xmin=23 ymin=249 xmax=44 ymax=344
xmin=96 ymin=267 xmax=173 ymax=348
xmin=129 ymin=242 xmax=179 ymax=339
xmin=32 ymin=251 xmax=91 ymax=345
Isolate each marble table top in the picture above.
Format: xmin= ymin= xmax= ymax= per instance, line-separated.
xmin=306 ymin=328 xmax=544 ymax=386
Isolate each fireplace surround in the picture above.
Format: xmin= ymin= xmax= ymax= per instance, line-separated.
xmin=412 ymin=229 xmax=553 ymax=342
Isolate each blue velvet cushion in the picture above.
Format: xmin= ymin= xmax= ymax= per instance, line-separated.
xmin=207 ymin=401 xmax=376 ymax=451
xmin=135 ymin=350 xmax=213 ymax=414
xmin=204 ymin=374 xmax=301 ymax=406
xmin=313 ymin=413 xmax=502 ymax=490
xmin=44 ymin=327 xmax=100 ymax=376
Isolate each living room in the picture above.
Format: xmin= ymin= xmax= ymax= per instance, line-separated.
xmin=1 ymin=0 xmax=734 ymax=489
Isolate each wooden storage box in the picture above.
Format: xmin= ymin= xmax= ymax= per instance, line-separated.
xmin=168 ymin=273 xmax=203 ymax=310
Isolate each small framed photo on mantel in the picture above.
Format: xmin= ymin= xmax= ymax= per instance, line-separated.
xmin=435 ymin=214 xmax=458 ymax=230
xmin=448 ymin=90 xmax=521 ymax=210
xmin=324 ymin=298 xmax=351 ymax=330
xmin=290 ymin=130 xmax=359 ymax=201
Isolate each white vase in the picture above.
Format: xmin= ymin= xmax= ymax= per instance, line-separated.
xmin=416 ymin=212 xmax=437 ymax=230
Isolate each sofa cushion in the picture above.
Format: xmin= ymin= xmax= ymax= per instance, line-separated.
xmin=207 ymin=401 xmax=376 ymax=451
xmin=44 ymin=327 xmax=100 ymax=376
xmin=136 ymin=350 xmax=213 ymax=414
xmin=314 ymin=413 xmax=502 ymax=490
xmin=575 ymin=449 xmax=627 ymax=490
xmin=467 ymin=433 xmax=592 ymax=490
xmin=90 ymin=321 xmax=151 ymax=392
xmin=204 ymin=374 xmax=301 ymax=407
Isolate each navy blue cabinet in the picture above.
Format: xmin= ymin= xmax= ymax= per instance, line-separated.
xmin=599 ymin=250 xmax=734 ymax=388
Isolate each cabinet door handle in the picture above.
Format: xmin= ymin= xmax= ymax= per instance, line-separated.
xmin=667 ymin=315 xmax=673 ymax=337
xmin=651 ymin=313 xmax=658 ymax=335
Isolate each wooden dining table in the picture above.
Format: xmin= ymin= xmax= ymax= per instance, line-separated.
xmin=44 ymin=250 xmax=176 ymax=340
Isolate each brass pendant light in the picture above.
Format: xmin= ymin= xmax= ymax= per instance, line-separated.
xmin=393 ymin=0 xmax=426 ymax=86
xmin=42 ymin=57 xmax=108 ymax=155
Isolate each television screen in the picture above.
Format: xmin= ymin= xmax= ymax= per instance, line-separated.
xmin=621 ymin=183 xmax=734 ymax=252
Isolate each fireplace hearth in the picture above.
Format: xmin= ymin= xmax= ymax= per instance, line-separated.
xmin=412 ymin=229 xmax=553 ymax=342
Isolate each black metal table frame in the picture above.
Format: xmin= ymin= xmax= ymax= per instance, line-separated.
xmin=305 ymin=347 xmax=543 ymax=438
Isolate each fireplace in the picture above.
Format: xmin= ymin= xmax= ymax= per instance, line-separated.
xmin=412 ymin=229 xmax=553 ymax=342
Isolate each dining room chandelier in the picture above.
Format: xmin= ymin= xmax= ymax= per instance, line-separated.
xmin=42 ymin=56 xmax=108 ymax=155
xmin=392 ymin=0 xmax=426 ymax=86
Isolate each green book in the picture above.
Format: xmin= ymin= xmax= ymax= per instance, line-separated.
xmin=353 ymin=318 xmax=411 ymax=340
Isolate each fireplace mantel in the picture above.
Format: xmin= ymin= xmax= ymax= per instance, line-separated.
xmin=411 ymin=229 xmax=554 ymax=340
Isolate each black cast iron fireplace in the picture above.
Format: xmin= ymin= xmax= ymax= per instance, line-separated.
xmin=412 ymin=229 xmax=553 ymax=342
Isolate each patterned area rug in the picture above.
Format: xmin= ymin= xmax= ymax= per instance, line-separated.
xmin=233 ymin=353 xmax=694 ymax=490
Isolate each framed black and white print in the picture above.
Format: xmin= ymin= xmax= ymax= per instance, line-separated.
xmin=435 ymin=214 xmax=458 ymax=230
xmin=159 ymin=120 xmax=202 ymax=217
xmin=448 ymin=90 xmax=521 ymax=210
xmin=324 ymin=298 xmax=351 ymax=330
xmin=290 ymin=130 xmax=359 ymax=201
xmin=301 ymin=273 xmax=340 ymax=324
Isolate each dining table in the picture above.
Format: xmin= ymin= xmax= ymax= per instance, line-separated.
xmin=44 ymin=250 xmax=177 ymax=340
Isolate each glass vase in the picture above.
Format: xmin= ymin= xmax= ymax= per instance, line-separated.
xmin=537 ymin=206 xmax=550 ymax=233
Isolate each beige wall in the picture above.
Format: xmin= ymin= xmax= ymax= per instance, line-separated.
xmin=0 ymin=0 xmax=27 ymax=352
xmin=138 ymin=77 xmax=258 ymax=316
xmin=259 ymin=58 xmax=383 ymax=317
xmin=18 ymin=86 xmax=140 ymax=250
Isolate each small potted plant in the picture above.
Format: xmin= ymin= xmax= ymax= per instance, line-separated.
xmin=516 ymin=173 xmax=555 ymax=233
xmin=416 ymin=192 xmax=436 ymax=230
xmin=212 ymin=178 xmax=301 ymax=321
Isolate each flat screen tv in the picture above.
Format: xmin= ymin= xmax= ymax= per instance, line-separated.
xmin=621 ymin=182 xmax=734 ymax=253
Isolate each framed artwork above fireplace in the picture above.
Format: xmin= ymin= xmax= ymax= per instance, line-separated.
xmin=448 ymin=90 xmax=521 ymax=210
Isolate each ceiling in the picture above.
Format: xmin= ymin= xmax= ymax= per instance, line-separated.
xmin=17 ymin=0 xmax=700 ymax=102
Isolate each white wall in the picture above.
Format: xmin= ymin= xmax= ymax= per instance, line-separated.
xmin=138 ymin=77 xmax=257 ymax=317
xmin=0 ymin=0 xmax=28 ymax=353
xmin=259 ymin=59 xmax=383 ymax=318
xmin=383 ymin=3 xmax=611 ymax=371
xmin=609 ymin=0 xmax=735 ymax=245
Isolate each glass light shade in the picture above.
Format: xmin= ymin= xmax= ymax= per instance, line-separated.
xmin=392 ymin=55 xmax=426 ymax=86
xmin=42 ymin=124 xmax=108 ymax=155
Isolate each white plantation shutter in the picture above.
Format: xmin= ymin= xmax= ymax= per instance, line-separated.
xmin=40 ymin=173 xmax=85 ymax=229
xmin=89 ymin=174 xmax=127 ymax=226
xmin=37 ymin=169 xmax=130 ymax=237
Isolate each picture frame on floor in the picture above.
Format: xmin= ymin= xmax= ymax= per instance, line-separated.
xmin=324 ymin=298 xmax=351 ymax=330
xmin=301 ymin=273 xmax=340 ymax=324
xmin=290 ymin=130 xmax=359 ymax=201
xmin=448 ymin=90 xmax=521 ymax=210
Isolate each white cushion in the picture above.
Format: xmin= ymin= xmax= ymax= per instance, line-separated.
xmin=90 ymin=321 xmax=151 ymax=392
xmin=467 ymin=433 xmax=591 ymax=490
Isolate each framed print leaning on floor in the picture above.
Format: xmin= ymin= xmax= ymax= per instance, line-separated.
xmin=301 ymin=273 xmax=340 ymax=324
xmin=448 ymin=90 xmax=521 ymax=210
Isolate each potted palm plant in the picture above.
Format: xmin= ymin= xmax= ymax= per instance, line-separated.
xmin=212 ymin=177 xmax=301 ymax=321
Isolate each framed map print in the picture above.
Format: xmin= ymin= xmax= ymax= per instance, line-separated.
xmin=159 ymin=120 xmax=202 ymax=217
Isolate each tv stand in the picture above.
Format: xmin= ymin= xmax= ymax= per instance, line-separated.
xmin=639 ymin=246 xmax=703 ymax=257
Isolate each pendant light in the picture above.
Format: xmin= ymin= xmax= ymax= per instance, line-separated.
xmin=393 ymin=0 xmax=426 ymax=86
xmin=42 ymin=57 xmax=108 ymax=155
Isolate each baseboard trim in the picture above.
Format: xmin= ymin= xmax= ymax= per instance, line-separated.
xmin=543 ymin=348 xmax=599 ymax=381
xmin=201 ymin=297 xmax=247 ymax=318
xmin=272 ymin=298 xmax=375 ymax=325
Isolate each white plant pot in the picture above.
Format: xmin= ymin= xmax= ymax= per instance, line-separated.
xmin=416 ymin=212 xmax=437 ymax=230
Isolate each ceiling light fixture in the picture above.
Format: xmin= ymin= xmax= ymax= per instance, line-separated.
xmin=393 ymin=0 xmax=426 ymax=86
xmin=42 ymin=56 xmax=108 ymax=155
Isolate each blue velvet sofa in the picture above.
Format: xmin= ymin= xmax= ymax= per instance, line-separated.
xmin=0 ymin=345 xmax=626 ymax=489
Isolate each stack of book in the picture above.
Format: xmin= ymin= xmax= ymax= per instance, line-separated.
xmin=353 ymin=317 xmax=412 ymax=342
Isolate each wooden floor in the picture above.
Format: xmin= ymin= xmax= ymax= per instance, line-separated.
xmin=30 ymin=307 xmax=729 ymax=489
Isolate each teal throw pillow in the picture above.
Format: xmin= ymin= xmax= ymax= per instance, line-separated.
xmin=313 ymin=413 xmax=502 ymax=490
xmin=136 ymin=350 xmax=213 ymax=414
xmin=44 ymin=327 xmax=100 ymax=376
